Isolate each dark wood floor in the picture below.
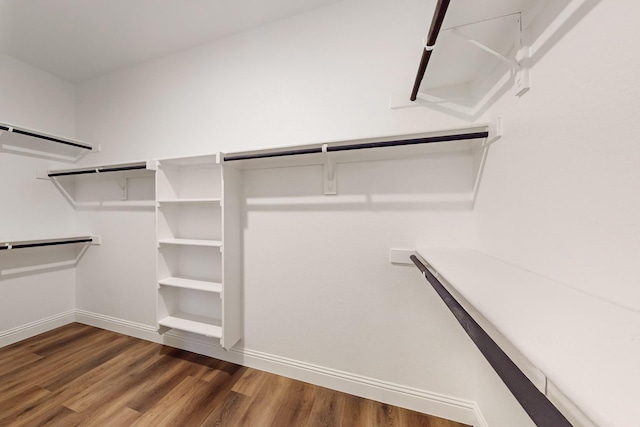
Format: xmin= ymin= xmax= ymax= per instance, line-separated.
xmin=0 ymin=323 xmax=469 ymax=426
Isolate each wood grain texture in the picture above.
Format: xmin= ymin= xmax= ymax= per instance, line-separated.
xmin=0 ymin=323 xmax=470 ymax=427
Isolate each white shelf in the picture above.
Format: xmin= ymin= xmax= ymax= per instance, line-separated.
xmin=0 ymin=121 xmax=96 ymax=161
xmin=157 ymin=154 xmax=219 ymax=167
xmin=48 ymin=161 xmax=156 ymax=179
xmin=158 ymin=313 xmax=222 ymax=338
xmin=417 ymin=248 xmax=639 ymax=427
xmin=0 ymin=235 xmax=99 ymax=250
xmin=223 ymin=125 xmax=490 ymax=170
xmin=157 ymin=198 xmax=221 ymax=205
xmin=158 ymin=277 xmax=222 ymax=294
xmin=158 ymin=238 xmax=222 ymax=248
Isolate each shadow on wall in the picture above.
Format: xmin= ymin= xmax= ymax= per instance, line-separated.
xmin=241 ymin=149 xmax=489 ymax=215
xmin=236 ymin=149 xmax=482 ymax=209
xmin=0 ymin=124 xmax=93 ymax=163
xmin=51 ymin=174 xmax=155 ymax=211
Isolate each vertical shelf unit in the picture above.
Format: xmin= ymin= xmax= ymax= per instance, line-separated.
xmin=155 ymin=154 xmax=242 ymax=350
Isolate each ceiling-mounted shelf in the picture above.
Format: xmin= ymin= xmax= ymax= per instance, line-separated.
xmin=0 ymin=122 xmax=98 ymax=162
xmin=393 ymin=0 xmax=598 ymax=119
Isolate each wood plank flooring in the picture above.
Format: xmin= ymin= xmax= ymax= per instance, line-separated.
xmin=0 ymin=323 xmax=470 ymax=426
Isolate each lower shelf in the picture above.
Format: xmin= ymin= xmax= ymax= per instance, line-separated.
xmin=158 ymin=312 xmax=222 ymax=338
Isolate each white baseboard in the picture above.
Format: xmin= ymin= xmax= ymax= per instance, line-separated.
xmin=74 ymin=309 xmax=159 ymax=342
xmin=0 ymin=310 xmax=75 ymax=347
xmin=2 ymin=310 xmax=486 ymax=426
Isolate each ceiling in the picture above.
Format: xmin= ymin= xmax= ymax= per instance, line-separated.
xmin=0 ymin=0 xmax=342 ymax=82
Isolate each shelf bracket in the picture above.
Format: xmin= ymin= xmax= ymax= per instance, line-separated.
xmin=117 ymin=177 xmax=129 ymax=201
xmin=322 ymin=144 xmax=337 ymax=195
xmin=448 ymin=14 xmax=529 ymax=97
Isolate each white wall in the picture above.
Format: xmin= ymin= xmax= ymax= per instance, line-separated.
xmin=71 ymin=0 xmax=633 ymax=425
xmin=72 ymin=0 xmax=513 ymax=423
xmin=475 ymin=1 xmax=640 ymax=311
xmin=75 ymin=0 xmax=467 ymax=161
xmin=4 ymin=0 xmax=622 ymax=424
xmin=0 ymin=53 xmax=78 ymax=341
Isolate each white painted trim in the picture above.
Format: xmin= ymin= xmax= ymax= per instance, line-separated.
xmin=0 ymin=310 xmax=75 ymax=347
xmin=2 ymin=310 xmax=486 ymax=426
xmin=235 ymin=347 xmax=479 ymax=426
xmin=74 ymin=310 xmax=159 ymax=343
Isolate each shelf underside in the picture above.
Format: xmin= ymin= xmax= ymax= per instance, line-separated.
xmin=158 ymin=312 xmax=222 ymax=338
xmin=158 ymin=238 xmax=222 ymax=248
xmin=0 ymin=122 xmax=94 ymax=160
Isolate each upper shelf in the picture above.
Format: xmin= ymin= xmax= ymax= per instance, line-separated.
xmin=0 ymin=235 xmax=99 ymax=251
xmin=47 ymin=161 xmax=156 ymax=179
xmin=416 ymin=248 xmax=638 ymax=427
xmin=223 ymin=124 xmax=492 ymax=170
xmin=0 ymin=122 xmax=97 ymax=162
xmin=396 ymin=0 xmax=598 ymax=118
xmin=157 ymin=154 xmax=220 ymax=168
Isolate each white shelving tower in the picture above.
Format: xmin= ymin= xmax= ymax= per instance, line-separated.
xmin=155 ymin=153 xmax=242 ymax=350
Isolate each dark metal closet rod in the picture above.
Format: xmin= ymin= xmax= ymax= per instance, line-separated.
xmin=48 ymin=164 xmax=147 ymax=178
xmin=409 ymin=255 xmax=572 ymax=426
xmin=410 ymin=0 xmax=451 ymax=101
xmin=223 ymin=131 xmax=488 ymax=162
xmin=0 ymin=238 xmax=93 ymax=251
xmin=0 ymin=125 xmax=93 ymax=151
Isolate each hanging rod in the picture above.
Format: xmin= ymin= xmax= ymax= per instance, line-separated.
xmin=0 ymin=124 xmax=93 ymax=151
xmin=48 ymin=163 xmax=149 ymax=178
xmin=0 ymin=237 xmax=93 ymax=251
xmin=410 ymin=255 xmax=572 ymax=426
xmin=223 ymin=131 xmax=488 ymax=162
xmin=410 ymin=0 xmax=451 ymax=101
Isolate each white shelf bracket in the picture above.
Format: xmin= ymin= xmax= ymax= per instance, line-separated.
xmin=117 ymin=177 xmax=129 ymax=201
xmin=486 ymin=116 xmax=504 ymax=146
xmin=322 ymin=144 xmax=337 ymax=195
xmin=448 ymin=13 xmax=530 ymax=98
xmin=449 ymin=29 xmax=520 ymax=69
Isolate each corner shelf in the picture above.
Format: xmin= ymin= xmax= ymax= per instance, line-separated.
xmin=0 ymin=121 xmax=97 ymax=162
